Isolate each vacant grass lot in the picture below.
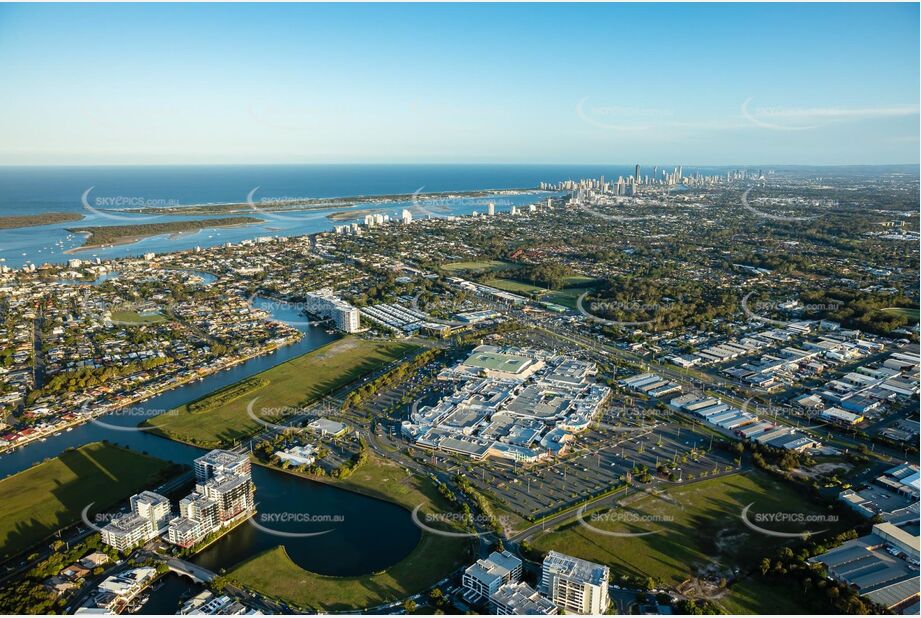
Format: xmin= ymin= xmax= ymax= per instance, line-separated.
xmin=883 ymin=307 xmax=920 ymax=322
xmin=483 ymin=277 xmax=545 ymax=294
xmin=718 ymin=578 xmax=811 ymax=615
xmin=0 ymin=442 xmax=174 ymax=559
xmin=228 ymin=455 xmax=471 ymax=611
xmin=110 ymin=310 xmax=166 ymax=324
xmin=531 ymin=472 xmax=835 ymax=588
xmin=147 ymin=337 xmax=417 ymax=447
xmin=484 ymin=275 xmax=599 ymax=309
xmin=440 ymin=260 xmax=520 ymax=273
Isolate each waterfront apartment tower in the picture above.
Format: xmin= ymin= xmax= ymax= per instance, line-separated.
xmin=302 ymin=288 xmax=361 ymax=333
xmin=100 ymin=513 xmax=155 ymax=552
xmin=193 ymin=449 xmax=251 ymax=485
xmin=130 ymin=491 xmax=172 ymax=532
xmin=540 ymin=551 xmax=610 ymax=614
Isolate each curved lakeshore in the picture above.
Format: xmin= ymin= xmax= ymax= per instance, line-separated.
xmin=0 ymin=298 xmax=424 ymax=585
xmin=226 ymin=454 xmax=471 ymax=611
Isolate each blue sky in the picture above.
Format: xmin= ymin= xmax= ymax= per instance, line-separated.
xmin=0 ymin=3 xmax=917 ymax=165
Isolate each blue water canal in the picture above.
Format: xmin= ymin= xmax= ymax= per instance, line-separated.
xmin=0 ymin=292 xmax=422 ymax=585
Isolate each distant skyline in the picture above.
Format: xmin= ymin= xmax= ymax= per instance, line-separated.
xmin=0 ymin=3 xmax=918 ymax=166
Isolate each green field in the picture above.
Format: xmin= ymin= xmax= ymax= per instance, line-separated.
xmin=883 ymin=307 xmax=920 ymax=322
xmin=228 ymin=455 xmax=470 ymax=611
xmin=530 ymin=472 xmax=834 ymax=590
xmin=146 ymin=337 xmax=418 ymax=447
xmin=0 ymin=442 xmax=174 ymax=559
xmin=484 ymin=275 xmax=599 ymax=309
xmin=110 ymin=310 xmax=167 ymax=324
xmin=483 ymin=277 xmax=545 ymax=294
xmin=717 ymin=578 xmax=811 ymax=615
xmin=440 ymin=260 xmax=520 ymax=273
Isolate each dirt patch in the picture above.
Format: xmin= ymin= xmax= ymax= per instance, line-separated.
xmin=313 ymin=338 xmax=360 ymax=361
xmin=795 ymin=462 xmax=853 ymax=479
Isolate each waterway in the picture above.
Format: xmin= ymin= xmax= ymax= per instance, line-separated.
xmin=134 ymin=573 xmax=204 ymax=615
xmin=0 ymin=293 xmax=422 ymax=577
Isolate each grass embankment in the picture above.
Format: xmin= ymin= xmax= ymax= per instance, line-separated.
xmin=0 ymin=442 xmax=175 ymax=559
xmin=530 ymin=472 xmax=834 ymax=590
xmin=146 ymin=337 xmax=418 ymax=447
xmin=228 ymin=454 xmax=470 ymax=611
xmin=66 ymin=217 xmax=262 ymax=249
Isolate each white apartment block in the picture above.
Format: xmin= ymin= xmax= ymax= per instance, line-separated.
xmin=491 ymin=582 xmax=557 ymax=615
xmin=302 ymin=288 xmax=361 ymax=333
xmin=130 ymin=491 xmax=172 ymax=531
xmin=193 ymin=449 xmax=251 ymax=485
xmin=462 ymin=550 xmax=523 ymax=600
xmin=100 ymin=513 xmax=155 ymax=552
xmin=540 ymin=551 xmax=610 ymax=615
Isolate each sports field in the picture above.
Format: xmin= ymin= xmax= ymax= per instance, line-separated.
xmin=883 ymin=307 xmax=920 ymax=322
xmin=440 ymin=260 xmax=520 ymax=273
xmin=146 ymin=337 xmax=417 ymax=447
xmin=110 ymin=309 xmax=167 ymax=324
xmin=0 ymin=442 xmax=174 ymax=559
xmin=484 ymin=275 xmax=599 ymax=309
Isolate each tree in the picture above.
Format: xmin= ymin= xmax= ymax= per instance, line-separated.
xmin=403 ymin=599 xmax=417 ymax=613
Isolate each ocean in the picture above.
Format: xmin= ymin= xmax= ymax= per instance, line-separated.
xmin=0 ymin=163 xmax=692 ymax=267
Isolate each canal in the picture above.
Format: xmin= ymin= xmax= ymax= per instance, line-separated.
xmin=0 ymin=295 xmax=421 ymax=577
